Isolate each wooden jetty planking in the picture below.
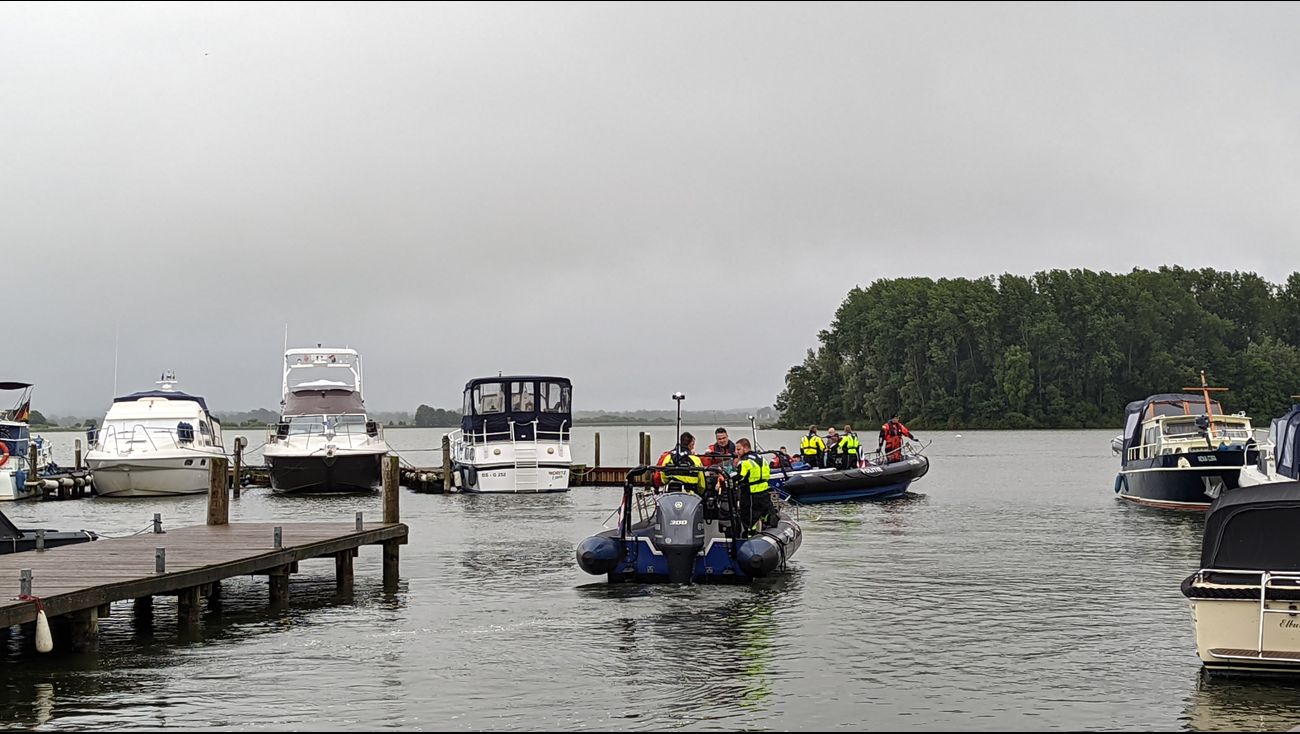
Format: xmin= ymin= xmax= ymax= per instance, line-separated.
xmin=0 ymin=521 xmax=407 ymax=628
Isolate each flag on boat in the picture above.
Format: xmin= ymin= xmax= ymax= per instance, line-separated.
xmin=13 ymin=400 xmax=30 ymax=423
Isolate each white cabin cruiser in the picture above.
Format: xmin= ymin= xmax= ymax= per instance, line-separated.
xmin=86 ymin=372 xmax=226 ymax=497
xmin=264 ymin=348 xmax=387 ymax=494
xmin=449 ymin=375 xmax=572 ymax=493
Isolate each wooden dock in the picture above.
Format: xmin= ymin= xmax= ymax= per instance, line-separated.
xmin=2 ymin=455 xmax=409 ymax=653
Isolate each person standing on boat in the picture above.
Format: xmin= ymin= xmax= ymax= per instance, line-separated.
xmin=878 ymin=414 xmax=916 ymax=463
xmin=657 ymin=431 xmax=704 ymax=493
xmin=825 ymin=427 xmax=842 ymax=468
xmin=703 ymin=427 xmax=737 ymax=469
xmin=800 ymin=425 xmax=827 ymax=468
xmin=840 ymin=425 xmax=861 ymax=468
xmin=770 ymin=446 xmax=794 ymax=469
xmin=734 ymin=438 xmax=776 ymax=533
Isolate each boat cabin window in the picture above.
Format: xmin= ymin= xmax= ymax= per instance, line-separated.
xmin=287 ymin=416 xmax=326 ymax=434
xmin=1163 ymin=420 xmax=1198 ymax=438
xmin=330 ymin=414 xmax=368 ymax=433
xmin=1143 ymin=426 xmax=1159 ymax=448
xmin=511 ymin=382 xmax=536 ymax=412
xmin=540 ymin=382 xmax=570 ymax=413
xmin=474 ymin=383 xmax=505 ymax=414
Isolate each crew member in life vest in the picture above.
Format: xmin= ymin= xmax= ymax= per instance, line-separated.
xmin=800 ymin=425 xmax=827 ymax=468
xmin=839 ymin=424 xmax=861 ymax=468
xmin=770 ymin=446 xmax=794 ymax=470
xmin=825 ymin=427 xmax=842 ymax=468
xmin=733 ymin=438 xmax=777 ymax=533
xmin=657 ymin=432 xmax=704 ymax=493
xmin=702 ymin=427 xmax=737 ymax=469
xmin=878 ymin=414 xmax=917 ymax=464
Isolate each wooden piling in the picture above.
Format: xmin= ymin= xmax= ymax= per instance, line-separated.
xmin=232 ymin=437 xmax=244 ymax=499
xmin=63 ymin=607 xmax=98 ymax=652
xmin=383 ymin=541 xmax=399 ymax=589
xmin=207 ymin=457 xmax=229 ymax=526
xmin=335 ymin=551 xmax=354 ymax=594
xmin=442 ymin=434 xmax=453 ymax=493
xmin=177 ymin=586 xmax=201 ymax=628
xmin=268 ymin=566 xmax=290 ymax=605
xmin=28 ymin=443 xmax=37 ymax=481
xmin=384 ymin=455 xmax=400 ymax=523
xmin=638 ymin=432 xmax=646 ymax=465
xmin=74 ymin=439 xmax=83 ymax=471
xmin=594 ymin=432 xmax=601 ymax=467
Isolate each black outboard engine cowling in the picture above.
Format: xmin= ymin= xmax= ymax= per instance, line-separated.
xmin=653 ymin=492 xmax=705 ymax=583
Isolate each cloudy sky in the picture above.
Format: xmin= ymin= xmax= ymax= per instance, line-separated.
xmin=3 ymin=2 xmax=1297 ymax=415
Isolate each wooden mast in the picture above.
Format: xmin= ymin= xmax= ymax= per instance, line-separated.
xmin=1183 ymin=370 xmax=1228 ymax=442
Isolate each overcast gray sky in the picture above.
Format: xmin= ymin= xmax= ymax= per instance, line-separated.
xmin=3 ymin=2 xmax=1298 ymax=416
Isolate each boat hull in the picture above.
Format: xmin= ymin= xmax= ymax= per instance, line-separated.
xmin=1117 ymin=452 xmax=1251 ymax=510
xmin=774 ymin=456 xmax=929 ymax=504
xmin=1185 ymin=582 xmax=1300 ymax=676
xmin=267 ymin=453 xmax=384 ymax=494
xmin=0 ymin=468 xmax=38 ymax=501
xmin=86 ymin=455 xmax=216 ymax=497
xmin=455 ymin=462 xmax=571 ymax=493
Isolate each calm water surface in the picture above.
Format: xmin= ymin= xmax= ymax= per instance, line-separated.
xmin=1 ymin=428 xmax=1297 ymax=731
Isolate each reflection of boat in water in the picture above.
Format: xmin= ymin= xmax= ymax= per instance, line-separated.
xmin=1239 ymin=400 xmax=1300 ymax=487
xmin=771 ymin=447 xmax=929 ymax=503
xmin=1181 ymin=481 xmax=1300 ymax=676
xmin=0 ymin=506 xmax=96 ymax=553
xmin=1114 ymin=374 xmax=1258 ymax=510
xmin=576 ymin=465 xmax=801 ymax=584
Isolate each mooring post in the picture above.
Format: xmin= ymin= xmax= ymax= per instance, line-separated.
xmin=384 ymin=455 xmax=400 ymax=524
xmin=383 ymin=540 xmax=400 ymax=590
xmin=356 ymin=511 xmax=363 ymax=531
xmin=153 ymin=513 xmax=163 ymax=534
xmin=233 ymin=436 xmax=245 ymax=499
xmin=441 ymin=434 xmax=452 ymax=493
xmin=155 ymin=548 xmax=165 ymax=573
xmin=594 ymin=431 xmax=601 ymax=467
xmin=207 ymin=456 xmax=229 ymax=525
xmin=273 ymin=526 xmax=282 ymax=549
xmin=20 ymin=569 xmax=32 ymax=597
xmin=74 ymin=438 xmax=83 ymax=471
xmin=178 ymin=586 xmax=201 ymax=629
xmin=28 ymin=442 xmax=38 ymax=485
xmin=335 ymin=550 xmax=354 ymax=595
xmin=638 ymin=432 xmax=646 ymax=465
xmin=35 ymin=529 xmax=44 ymax=553
xmin=269 ymin=566 xmax=290 ymax=605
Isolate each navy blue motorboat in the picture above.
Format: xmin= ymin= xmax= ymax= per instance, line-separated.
xmin=576 ymin=465 xmax=802 ymax=584
xmin=770 ymin=449 xmax=929 ymax=504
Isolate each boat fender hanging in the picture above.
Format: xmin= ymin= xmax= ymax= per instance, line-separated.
xmin=21 ymin=595 xmax=52 ymax=653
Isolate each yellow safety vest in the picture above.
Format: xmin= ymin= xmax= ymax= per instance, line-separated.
xmin=738 ymin=455 xmax=771 ymax=494
xmin=658 ymin=450 xmax=704 ymax=488
xmin=800 ymin=434 xmax=825 ymax=457
xmin=840 ymin=433 xmax=860 ymax=455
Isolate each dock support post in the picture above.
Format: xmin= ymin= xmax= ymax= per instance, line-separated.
xmin=178 ymin=586 xmax=201 ymax=629
xmin=233 ymin=437 xmax=245 ymax=499
xmin=74 ymin=439 xmax=83 ymax=471
xmin=64 ymin=607 xmax=98 ymax=652
xmin=383 ymin=541 xmax=400 ymax=590
xmin=269 ymin=566 xmax=290 ymax=606
xmin=384 ymin=455 xmax=400 ymax=524
xmin=442 ymin=434 xmax=452 ymax=493
xmin=638 ymin=432 xmax=646 ymax=464
xmin=594 ymin=431 xmax=601 ymax=467
xmin=207 ymin=457 xmax=229 ymax=525
xmin=133 ymin=596 xmax=153 ymax=636
xmin=205 ymin=581 xmax=222 ymax=609
xmin=28 ymin=443 xmax=38 ymax=489
xmin=335 ymin=551 xmax=354 ymax=595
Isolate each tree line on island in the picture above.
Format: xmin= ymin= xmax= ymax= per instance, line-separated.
xmin=775 ymin=267 xmax=1300 ymax=430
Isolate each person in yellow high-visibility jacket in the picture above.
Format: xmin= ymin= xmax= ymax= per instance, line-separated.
xmin=800 ymin=426 xmax=827 ymax=468
xmin=656 ymin=432 xmax=704 ymax=493
xmin=838 ymin=425 xmax=862 ymax=469
xmin=734 ymin=438 xmax=776 ymax=533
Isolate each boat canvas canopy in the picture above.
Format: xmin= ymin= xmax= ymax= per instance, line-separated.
xmin=1273 ymin=404 xmax=1300 ymax=481
xmin=1201 ymin=482 xmax=1300 ymax=571
xmin=283 ymin=389 xmax=366 ymax=417
xmin=1120 ymin=393 xmax=1225 ymax=466
xmin=461 ymin=376 xmax=571 ymax=441
xmin=0 ymin=382 xmax=32 ymax=391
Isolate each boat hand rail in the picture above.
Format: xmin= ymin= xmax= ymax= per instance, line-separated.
xmin=267 ymin=419 xmax=384 ymax=446
xmin=1194 ymin=568 xmax=1300 ymax=657
xmin=98 ymin=423 xmax=215 ymax=454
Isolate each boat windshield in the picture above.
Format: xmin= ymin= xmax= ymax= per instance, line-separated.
xmin=286 ymin=352 xmax=360 ymax=392
xmin=286 ymin=414 xmax=368 ymax=434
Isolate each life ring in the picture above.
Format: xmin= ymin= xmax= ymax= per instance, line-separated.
xmin=0 ymin=442 xmax=8 ymax=468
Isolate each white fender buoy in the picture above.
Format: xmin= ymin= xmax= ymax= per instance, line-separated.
xmin=35 ymin=609 xmax=53 ymax=653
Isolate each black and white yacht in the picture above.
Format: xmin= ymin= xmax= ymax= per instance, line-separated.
xmin=1114 ymin=373 xmax=1258 ymax=510
xmin=264 ymin=348 xmax=387 ymax=494
xmin=449 ymin=375 xmax=572 ymax=493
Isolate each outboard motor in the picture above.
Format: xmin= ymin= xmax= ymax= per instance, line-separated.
xmin=576 ymin=535 xmax=621 ymax=575
xmin=652 ymin=492 xmax=705 ymax=583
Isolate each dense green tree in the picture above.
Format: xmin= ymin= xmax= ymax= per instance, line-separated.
xmin=776 ymin=268 xmax=1300 ymax=429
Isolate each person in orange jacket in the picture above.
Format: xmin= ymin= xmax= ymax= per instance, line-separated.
xmin=878 ymin=413 xmax=916 ymax=463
